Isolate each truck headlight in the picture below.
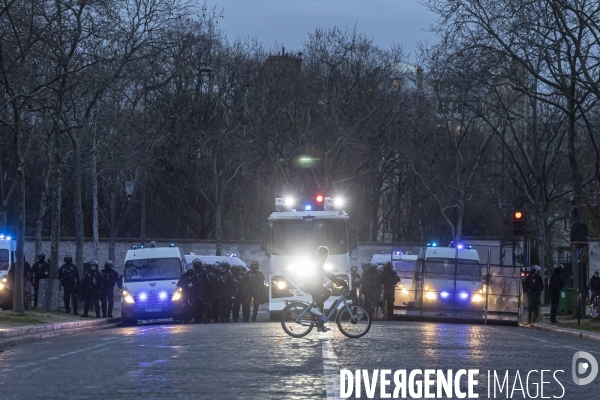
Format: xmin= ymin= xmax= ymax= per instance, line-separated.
xmin=0 ymin=282 xmax=4 ymax=290
xmin=472 ymin=294 xmax=484 ymax=303
xmin=425 ymin=291 xmax=436 ymax=300
xmin=273 ymin=280 xmax=287 ymax=290
xmin=122 ymin=290 xmax=135 ymax=304
xmin=172 ymin=287 xmax=183 ymax=301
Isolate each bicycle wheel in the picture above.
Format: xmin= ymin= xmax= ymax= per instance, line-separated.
xmin=336 ymin=304 xmax=371 ymax=338
xmin=281 ymin=302 xmax=315 ymax=338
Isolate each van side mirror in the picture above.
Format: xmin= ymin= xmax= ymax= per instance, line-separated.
xmin=260 ymin=227 xmax=268 ymax=252
xmin=349 ymin=226 xmax=358 ymax=250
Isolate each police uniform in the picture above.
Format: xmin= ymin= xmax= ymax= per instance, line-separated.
xmin=58 ymin=260 xmax=80 ymax=314
xmin=101 ymin=262 xmax=120 ymax=318
xmin=82 ymin=264 xmax=103 ymax=318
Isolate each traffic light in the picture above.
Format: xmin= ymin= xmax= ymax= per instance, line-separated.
xmin=513 ymin=211 xmax=524 ymax=236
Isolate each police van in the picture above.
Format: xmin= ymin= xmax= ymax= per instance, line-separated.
xmin=0 ymin=235 xmax=16 ymax=309
xmin=120 ymin=245 xmax=186 ymax=326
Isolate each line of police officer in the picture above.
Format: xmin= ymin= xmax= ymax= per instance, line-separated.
xmin=176 ymin=259 xmax=265 ymax=323
xmin=27 ymin=253 xmax=120 ymax=318
xmin=353 ymin=261 xmax=400 ymax=319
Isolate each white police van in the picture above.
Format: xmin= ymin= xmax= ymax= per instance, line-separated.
xmin=120 ymin=245 xmax=186 ymax=326
xmin=0 ymin=235 xmax=16 ymax=309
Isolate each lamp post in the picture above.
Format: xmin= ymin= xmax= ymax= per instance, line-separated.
xmin=125 ymin=181 xmax=134 ymax=201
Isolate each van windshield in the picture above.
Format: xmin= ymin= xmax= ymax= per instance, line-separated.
xmin=424 ymin=257 xmax=481 ymax=282
xmin=124 ymin=258 xmax=182 ymax=282
xmin=0 ymin=249 xmax=9 ymax=270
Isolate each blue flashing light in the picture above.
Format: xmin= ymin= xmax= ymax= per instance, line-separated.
xmin=431 ymin=242 xmax=437 ymax=247
xmin=304 ymin=205 xmax=312 ymax=211
xmin=159 ymin=291 xmax=168 ymax=300
xmin=169 ymin=243 xmax=175 ymax=247
xmin=5 ymin=236 xmax=10 ymax=241
xmin=132 ymin=245 xmax=138 ymax=249
xmin=0 ymin=235 xmax=4 ymax=239
xmin=457 ymin=244 xmax=464 ymax=250
xmin=440 ymin=291 xmax=450 ymax=299
xmin=459 ymin=292 xmax=469 ymax=300
xmin=139 ymin=292 xmax=148 ymax=301
xmin=140 ymin=245 xmax=144 ymax=249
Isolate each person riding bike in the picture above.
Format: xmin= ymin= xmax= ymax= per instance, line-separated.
xmin=304 ymin=246 xmax=344 ymax=332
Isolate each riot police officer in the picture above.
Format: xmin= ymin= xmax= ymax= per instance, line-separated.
xmin=58 ymin=254 xmax=80 ymax=315
xmin=82 ymin=261 xmax=103 ymax=318
xmin=523 ymin=265 xmax=544 ymax=324
xmin=548 ymin=264 xmax=564 ymax=323
xmin=177 ymin=264 xmax=198 ymax=323
xmin=31 ymin=252 xmax=50 ymax=308
xmin=230 ymin=266 xmax=243 ymax=322
xmin=100 ymin=260 xmax=119 ymax=318
xmin=361 ymin=263 xmax=382 ymax=316
xmin=194 ymin=260 xmax=212 ymax=323
xmin=381 ymin=261 xmax=400 ymax=319
xmin=216 ymin=262 xmax=235 ymax=322
xmin=242 ymin=261 xmax=265 ymax=322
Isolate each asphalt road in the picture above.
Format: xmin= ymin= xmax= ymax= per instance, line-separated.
xmin=0 ymin=315 xmax=599 ymax=399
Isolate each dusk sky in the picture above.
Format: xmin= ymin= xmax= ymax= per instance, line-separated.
xmin=208 ymin=0 xmax=439 ymax=62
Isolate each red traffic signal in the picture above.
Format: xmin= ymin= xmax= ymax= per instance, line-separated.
xmin=513 ymin=211 xmax=524 ymax=236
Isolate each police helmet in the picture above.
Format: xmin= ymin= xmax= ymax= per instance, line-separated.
xmin=230 ymin=265 xmax=239 ymax=272
xmin=219 ymin=262 xmax=230 ymax=271
xmin=104 ymin=260 xmax=113 ymax=268
xmin=383 ymin=261 xmax=392 ymax=270
xmin=529 ymin=265 xmax=541 ymax=274
xmin=38 ymin=252 xmax=46 ymax=258
xmin=250 ymin=261 xmax=259 ymax=270
xmin=90 ymin=260 xmax=99 ymax=268
xmin=64 ymin=254 xmax=73 ymax=261
xmin=553 ymin=263 xmax=564 ymax=270
xmin=192 ymin=258 xmax=203 ymax=266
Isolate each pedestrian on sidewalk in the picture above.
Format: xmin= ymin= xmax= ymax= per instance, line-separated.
xmin=548 ymin=264 xmax=564 ymax=323
xmin=523 ymin=265 xmax=544 ymax=324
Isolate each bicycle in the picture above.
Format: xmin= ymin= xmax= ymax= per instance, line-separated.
xmin=280 ymin=282 xmax=372 ymax=338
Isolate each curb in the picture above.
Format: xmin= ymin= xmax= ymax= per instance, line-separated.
xmin=0 ymin=318 xmax=120 ymax=349
xmin=528 ymin=323 xmax=600 ymax=342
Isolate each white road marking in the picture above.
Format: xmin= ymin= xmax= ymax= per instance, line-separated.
xmin=321 ymin=329 xmax=341 ymax=400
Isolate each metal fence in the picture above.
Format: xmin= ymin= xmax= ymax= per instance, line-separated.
xmin=389 ymin=245 xmax=521 ymax=325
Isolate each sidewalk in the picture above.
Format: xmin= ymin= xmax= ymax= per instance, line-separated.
xmin=526 ymin=310 xmax=600 ymax=342
xmin=0 ymin=303 xmax=122 ymax=349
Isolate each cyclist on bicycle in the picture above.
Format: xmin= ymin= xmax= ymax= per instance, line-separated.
xmin=305 ymin=246 xmax=344 ymax=332
xmin=590 ymin=271 xmax=600 ymax=306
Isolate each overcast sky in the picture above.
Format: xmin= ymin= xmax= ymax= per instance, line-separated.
xmin=207 ymin=0 xmax=439 ymax=62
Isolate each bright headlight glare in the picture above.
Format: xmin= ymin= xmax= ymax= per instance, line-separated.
xmin=472 ymin=294 xmax=484 ymax=303
xmin=123 ymin=290 xmax=135 ymax=304
xmin=401 ymin=288 xmax=409 ymax=295
xmin=284 ymin=197 xmax=294 ymax=207
xmin=171 ymin=289 xmax=182 ymax=301
xmin=426 ymin=291 xmax=436 ymax=300
xmin=334 ymin=197 xmax=344 ymax=207
xmin=324 ymin=263 xmax=333 ymax=271
xmin=276 ymin=281 xmax=287 ymax=290
xmin=0 ymin=282 xmax=4 ymax=290
xmin=1 ymin=277 xmax=7 ymax=283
